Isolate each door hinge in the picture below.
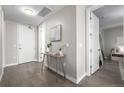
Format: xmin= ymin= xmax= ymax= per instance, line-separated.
xmin=89 ymin=33 xmax=92 ymax=36
xmin=90 ymin=65 xmax=92 ymax=68
xmin=90 ymin=49 xmax=92 ymax=52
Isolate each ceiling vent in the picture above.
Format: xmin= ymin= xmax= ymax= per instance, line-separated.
xmin=38 ymin=7 xmax=52 ymax=17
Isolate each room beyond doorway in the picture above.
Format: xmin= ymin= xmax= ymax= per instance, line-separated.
xmin=86 ymin=5 xmax=124 ymax=77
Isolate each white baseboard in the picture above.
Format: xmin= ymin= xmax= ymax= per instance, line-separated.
xmin=4 ymin=63 xmax=18 ymax=68
xmin=4 ymin=60 xmax=39 ymax=68
xmin=76 ymin=73 xmax=87 ymax=84
xmin=34 ymin=59 xmax=38 ymax=62
xmin=47 ymin=66 xmax=77 ymax=84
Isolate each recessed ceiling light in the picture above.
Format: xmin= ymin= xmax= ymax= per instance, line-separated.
xmin=23 ymin=8 xmax=36 ymax=16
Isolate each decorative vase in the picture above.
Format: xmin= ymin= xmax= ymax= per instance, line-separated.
xmin=59 ymin=50 xmax=64 ymax=56
xmin=47 ymin=48 xmax=50 ymax=53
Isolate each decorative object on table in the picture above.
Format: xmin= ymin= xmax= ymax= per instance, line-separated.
xmin=58 ymin=43 xmax=69 ymax=56
xmin=46 ymin=42 xmax=52 ymax=52
xmin=49 ymin=24 xmax=62 ymax=42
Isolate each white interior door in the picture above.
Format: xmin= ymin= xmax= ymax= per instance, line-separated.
xmin=90 ymin=12 xmax=100 ymax=74
xmin=38 ymin=27 xmax=43 ymax=62
xmin=18 ymin=25 xmax=36 ymax=64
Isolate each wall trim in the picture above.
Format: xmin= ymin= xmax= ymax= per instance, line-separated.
xmin=76 ymin=73 xmax=87 ymax=84
xmin=47 ymin=66 xmax=77 ymax=84
xmin=4 ymin=60 xmax=39 ymax=68
xmin=4 ymin=63 xmax=18 ymax=68
xmin=0 ymin=6 xmax=4 ymax=83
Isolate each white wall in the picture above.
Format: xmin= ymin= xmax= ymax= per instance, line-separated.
xmin=76 ymin=5 xmax=87 ymax=83
xmin=45 ymin=6 xmax=77 ymax=82
xmin=5 ymin=20 xmax=38 ymax=66
xmin=5 ymin=21 xmax=18 ymax=66
xmin=103 ymin=26 xmax=123 ymax=57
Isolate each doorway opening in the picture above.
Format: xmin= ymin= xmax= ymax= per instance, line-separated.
xmin=86 ymin=5 xmax=124 ymax=78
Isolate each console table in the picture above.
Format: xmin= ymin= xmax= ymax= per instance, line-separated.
xmin=41 ymin=52 xmax=66 ymax=81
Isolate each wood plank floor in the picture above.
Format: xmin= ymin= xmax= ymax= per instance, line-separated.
xmin=79 ymin=60 xmax=124 ymax=87
xmin=0 ymin=62 xmax=75 ymax=87
xmin=0 ymin=60 xmax=124 ymax=87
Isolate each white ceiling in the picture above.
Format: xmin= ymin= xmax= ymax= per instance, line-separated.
xmin=2 ymin=5 xmax=65 ymax=26
xmin=94 ymin=5 xmax=124 ymax=30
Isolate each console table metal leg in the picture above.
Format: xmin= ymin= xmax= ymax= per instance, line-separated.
xmin=122 ymin=57 xmax=124 ymax=66
xmin=47 ymin=55 xmax=50 ymax=69
xmin=61 ymin=58 xmax=66 ymax=79
xmin=41 ymin=54 xmax=45 ymax=71
xmin=56 ymin=58 xmax=58 ymax=82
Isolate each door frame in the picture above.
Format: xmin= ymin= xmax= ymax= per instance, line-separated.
xmin=38 ymin=22 xmax=46 ymax=62
xmin=17 ymin=24 xmax=37 ymax=64
xmin=86 ymin=5 xmax=104 ymax=76
xmin=1 ymin=7 xmax=5 ymax=68
xmin=0 ymin=6 xmax=5 ymax=81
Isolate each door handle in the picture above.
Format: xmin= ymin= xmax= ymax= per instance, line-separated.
xmin=19 ymin=48 xmax=22 ymax=50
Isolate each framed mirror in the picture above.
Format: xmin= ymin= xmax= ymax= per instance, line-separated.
xmin=49 ymin=24 xmax=62 ymax=42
